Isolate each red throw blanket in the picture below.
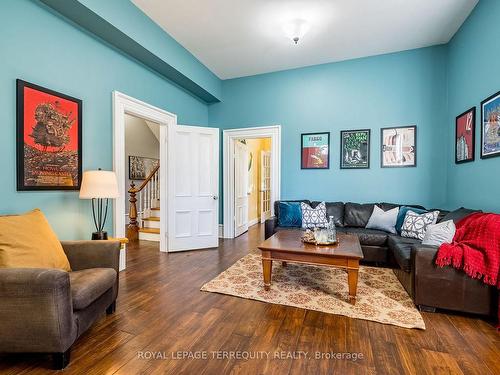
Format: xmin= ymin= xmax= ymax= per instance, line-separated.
xmin=435 ymin=212 xmax=500 ymax=328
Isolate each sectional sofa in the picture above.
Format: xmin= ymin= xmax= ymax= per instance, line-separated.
xmin=265 ymin=200 xmax=497 ymax=317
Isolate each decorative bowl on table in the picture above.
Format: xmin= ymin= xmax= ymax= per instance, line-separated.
xmin=301 ymin=229 xmax=338 ymax=246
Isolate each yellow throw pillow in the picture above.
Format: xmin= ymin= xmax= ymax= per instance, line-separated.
xmin=0 ymin=209 xmax=71 ymax=271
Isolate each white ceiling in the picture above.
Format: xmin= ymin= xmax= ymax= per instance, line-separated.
xmin=132 ymin=0 xmax=478 ymax=80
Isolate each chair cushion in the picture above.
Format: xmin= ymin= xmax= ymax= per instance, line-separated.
xmin=312 ymin=201 xmax=345 ymax=227
xmin=344 ymin=202 xmax=376 ymax=227
xmin=340 ymin=227 xmax=389 ymax=246
xmin=0 ymin=209 xmax=71 ymax=271
xmin=388 ymin=236 xmax=422 ymax=272
xmin=70 ymin=268 xmax=116 ymax=310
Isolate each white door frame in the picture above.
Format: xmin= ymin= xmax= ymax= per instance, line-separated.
xmin=223 ymin=125 xmax=281 ymax=238
xmin=112 ymin=91 xmax=177 ymax=252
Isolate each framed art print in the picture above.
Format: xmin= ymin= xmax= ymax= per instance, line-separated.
xmin=455 ymin=107 xmax=475 ymax=164
xmin=129 ymin=156 xmax=159 ymax=180
xmin=480 ymin=90 xmax=500 ymax=159
xmin=380 ymin=126 xmax=416 ymax=168
xmin=340 ymin=129 xmax=370 ymax=169
xmin=16 ymin=79 xmax=82 ymax=190
xmin=301 ymin=132 xmax=330 ymax=169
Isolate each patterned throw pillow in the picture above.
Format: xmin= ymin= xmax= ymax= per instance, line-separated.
xmin=401 ymin=210 xmax=440 ymax=240
xmin=301 ymin=202 xmax=328 ymax=229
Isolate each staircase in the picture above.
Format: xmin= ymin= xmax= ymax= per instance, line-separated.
xmin=127 ymin=165 xmax=161 ymax=242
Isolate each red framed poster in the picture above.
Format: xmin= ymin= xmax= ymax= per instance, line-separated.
xmin=301 ymin=132 xmax=330 ymax=169
xmin=16 ymin=79 xmax=82 ymax=190
xmin=455 ymin=107 xmax=475 ymax=164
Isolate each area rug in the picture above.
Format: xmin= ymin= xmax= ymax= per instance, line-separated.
xmin=201 ymin=253 xmax=425 ymax=329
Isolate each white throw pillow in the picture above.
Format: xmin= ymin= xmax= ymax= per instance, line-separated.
xmin=301 ymin=202 xmax=328 ymax=229
xmin=401 ymin=210 xmax=440 ymax=240
xmin=365 ymin=205 xmax=399 ymax=234
xmin=422 ymin=220 xmax=456 ymax=246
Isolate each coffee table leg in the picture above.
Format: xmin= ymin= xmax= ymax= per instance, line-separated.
xmin=262 ymin=258 xmax=272 ymax=291
xmin=347 ymin=268 xmax=359 ymax=302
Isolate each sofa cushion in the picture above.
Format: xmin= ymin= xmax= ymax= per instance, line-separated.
xmin=401 ymin=210 xmax=439 ymax=240
xmin=388 ymin=236 xmax=422 ymax=272
xmin=70 ymin=268 xmax=116 ymax=310
xmin=339 ymin=227 xmax=389 ymax=246
xmin=344 ymin=202 xmax=376 ymax=227
xmin=277 ymin=201 xmax=302 ymax=227
xmin=442 ymin=207 xmax=481 ymax=224
xmin=274 ymin=200 xmax=310 ymax=224
xmin=395 ymin=206 xmax=428 ymax=234
xmin=366 ymin=205 xmax=399 ymax=234
xmin=301 ymin=202 xmax=328 ymax=229
xmin=311 ymin=201 xmax=344 ymax=227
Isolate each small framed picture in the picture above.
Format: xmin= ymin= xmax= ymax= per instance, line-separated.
xmin=301 ymin=132 xmax=330 ymax=169
xmin=340 ymin=129 xmax=370 ymax=169
xmin=380 ymin=126 xmax=416 ymax=168
xmin=480 ymin=90 xmax=500 ymax=159
xmin=455 ymin=107 xmax=475 ymax=164
xmin=16 ymin=79 xmax=82 ymax=190
xmin=129 ymin=156 xmax=159 ymax=180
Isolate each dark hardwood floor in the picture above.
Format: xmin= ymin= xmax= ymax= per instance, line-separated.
xmin=1 ymin=224 xmax=498 ymax=374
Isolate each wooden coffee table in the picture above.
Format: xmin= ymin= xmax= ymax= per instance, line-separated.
xmin=258 ymin=230 xmax=364 ymax=302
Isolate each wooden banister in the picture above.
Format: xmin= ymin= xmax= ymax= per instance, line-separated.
xmin=127 ymin=165 xmax=160 ymax=241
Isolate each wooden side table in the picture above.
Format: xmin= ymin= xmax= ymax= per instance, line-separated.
xmin=108 ymin=237 xmax=128 ymax=272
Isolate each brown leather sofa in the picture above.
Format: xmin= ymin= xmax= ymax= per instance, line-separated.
xmin=0 ymin=240 xmax=120 ymax=369
xmin=265 ymin=200 xmax=497 ymax=317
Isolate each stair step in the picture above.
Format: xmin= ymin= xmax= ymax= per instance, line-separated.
xmin=143 ymin=217 xmax=159 ymax=221
xmin=138 ymin=228 xmax=160 ymax=234
xmin=151 ymin=207 xmax=160 ymax=211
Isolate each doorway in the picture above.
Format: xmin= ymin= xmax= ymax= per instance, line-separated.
xmin=223 ymin=125 xmax=281 ymax=238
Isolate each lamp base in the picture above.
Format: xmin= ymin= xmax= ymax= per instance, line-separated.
xmin=92 ymin=231 xmax=108 ymax=240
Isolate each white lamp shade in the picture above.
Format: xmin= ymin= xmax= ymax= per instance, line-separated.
xmin=79 ymin=170 xmax=119 ymax=199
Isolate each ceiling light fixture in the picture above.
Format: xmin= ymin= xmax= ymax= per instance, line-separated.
xmin=283 ymin=19 xmax=310 ymax=45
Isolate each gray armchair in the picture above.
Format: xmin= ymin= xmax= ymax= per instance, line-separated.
xmin=0 ymin=240 xmax=120 ymax=369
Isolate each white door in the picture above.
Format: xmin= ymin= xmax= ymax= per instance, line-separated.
xmin=260 ymin=150 xmax=272 ymax=223
xmin=234 ymin=141 xmax=249 ymax=237
xmin=167 ymin=125 xmax=219 ymax=251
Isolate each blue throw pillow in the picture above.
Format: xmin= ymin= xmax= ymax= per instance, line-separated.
xmin=278 ymin=202 xmax=302 ymax=227
xmin=395 ymin=206 xmax=427 ymax=233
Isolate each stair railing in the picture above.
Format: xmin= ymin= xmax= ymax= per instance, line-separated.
xmin=127 ymin=165 xmax=160 ymax=240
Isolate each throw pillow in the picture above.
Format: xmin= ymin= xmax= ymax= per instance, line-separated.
xmin=422 ymin=220 xmax=456 ymax=246
xmin=0 ymin=209 xmax=71 ymax=271
xmin=395 ymin=206 xmax=428 ymax=233
xmin=365 ymin=205 xmax=399 ymax=234
xmin=301 ymin=201 xmax=328 ymax=229
xmin=278 ymin=201 xmax=302 ymax=227
xmin=401 ymin=210 xmax=440 ymax=240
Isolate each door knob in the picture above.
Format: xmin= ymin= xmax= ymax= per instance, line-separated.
xmin=213 ymin=195 xmax=219 ymax=200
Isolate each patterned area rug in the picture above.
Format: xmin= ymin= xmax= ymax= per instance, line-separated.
xmin=201 ymin=253 xmax=425 ymax=329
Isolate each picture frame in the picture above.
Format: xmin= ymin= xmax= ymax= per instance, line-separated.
xmin=16 ymin=79 xmax=82 ymax=191
xmin=129 ymin=155 xmax=160 ymax=180
xmin=480 ymin=90 xmax=500 ymax=159
xmin=340 ymin=129 xmax=370 ymax=169
xmin=301 ymin=132 xmax=330 ymax=169
xmin=455 ymin=107 xmax=475 ymax=164
xmin=380 ymin=125 xmax=416 ymax=168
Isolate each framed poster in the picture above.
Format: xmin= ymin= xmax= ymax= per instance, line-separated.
xmin=16 ymin=79 xmax=82 ymax=190
xmin=301 ymin=132 xmax=330 ymax=169
xmin=455 ymin=107 xmax=475 ymax=164
xmin=340 ymin=129 xmax=370 ymax=169
xmin=129 ymin=156 xmax=159 ymax=180
xmin=480 ymin=90 xmax=500 ymax=159
xmin=380 ymin=126 xmax=416 ymax=168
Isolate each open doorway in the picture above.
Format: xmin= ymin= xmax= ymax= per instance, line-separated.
xmin=223 ymin=125 xmax=281 ymax=239
xmin=234 ymin=137 xmax=272 ymax=237
xmin=124 ymin=114 xmax=161 ymax=242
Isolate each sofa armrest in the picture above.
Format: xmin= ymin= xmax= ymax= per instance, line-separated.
xmin=411 ymin=245 xmax=496 ymax=315
xmin=61 ymin=241 xmax=120 ymax=273
xmin=264 ymin=217 xmax=278 ymax=239
xmin=0 ymin=268 xmax=76 ymax=353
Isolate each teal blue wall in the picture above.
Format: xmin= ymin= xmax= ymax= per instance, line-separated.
xmin=209 ymin=47 xmax=449 ymax=217
xmin=0 ymin=0 xmax=211 ymax=239
xmin=446 ymin=0 xmax=500 ymax=213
